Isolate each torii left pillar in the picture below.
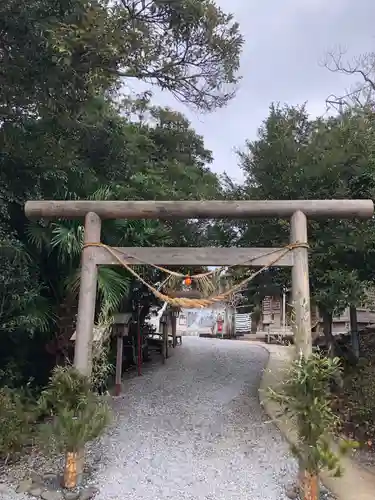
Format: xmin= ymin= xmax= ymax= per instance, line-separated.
xmin=71 ymin=212 xmax=101 ymax=486
xmin=74 ymin=212 xmax=101 ymax=376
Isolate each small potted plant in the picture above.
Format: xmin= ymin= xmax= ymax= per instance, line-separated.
xmin=39 ymin=366 xmax=111 ymax=488
xmin=268 ymin=351 xmax=357 ymax=500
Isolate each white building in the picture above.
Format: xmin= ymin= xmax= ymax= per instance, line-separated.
xmin=147 ymin=302 xmax=236 ymax=337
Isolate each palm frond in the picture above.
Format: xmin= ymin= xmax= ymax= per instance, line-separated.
xmin=89 ymin=186 xmax=114 ymax=201
xmin=97 ymin=267 xmax=131 ymax=314
xmin=58 ymin=190 xmax=80 ymax=201
xmin=50 ymin=222 xmax=84 ymax=262
xmin=65 ymin=269 xmax=80 ymax=297
xmin=106 ymin=219 xmax=172 ymax=247
xmin=66 ymin=266 xmax=131 ymax=315
xmin=16 ymin=294 xmax=56 ymax=334
xmin=0 ymin=241 xmax=30 ymax=267
xmin=25 ymin=222 xmax=51 ymax=252
xmin=101 ymin=219 xmax=130 ymax=246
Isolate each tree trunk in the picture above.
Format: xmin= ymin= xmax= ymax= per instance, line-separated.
xmin=321 ymin=309 xmax=335 ymax=356
xmin=46 ymin=295 xmax=78 ymax=365
xmin=63 ymin=450 xmax=84 ymax=488
xmin=310 ymin=304 xmax=321 ymax=343
xmin=250 ymin=316 xmax=257 ymax=334
xmin=299 ymin=471 xmax=319 ymax=500
xmin=349 ymin=305 xmax=360 ymax=360
xmin=251 ymin=305 xmax=262 ymax=333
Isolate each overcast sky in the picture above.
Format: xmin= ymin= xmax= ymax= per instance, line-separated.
xmin=134 ymin=0 xmax=375 ymax=181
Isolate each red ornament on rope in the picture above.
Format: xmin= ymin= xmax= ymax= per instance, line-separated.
xmin=184 ymin=275 xmax=192 ymax=287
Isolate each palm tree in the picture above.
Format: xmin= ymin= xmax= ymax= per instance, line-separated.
xmin=0 ymin=231 xmax=53 ymax=336
xmin=25 ymin=186 xmax=170 ymax=362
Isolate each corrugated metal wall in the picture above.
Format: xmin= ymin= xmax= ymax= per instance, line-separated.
xmin=235 ymin=312 xmax=251 ymax=334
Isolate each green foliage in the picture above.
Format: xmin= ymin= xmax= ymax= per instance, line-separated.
xmin=113 ymin=0 xmax=243 ymax=110
xmin=0 ymin=387 xmax=37 ymax=460
xmin=0 ymin=0 xmax=240 ymax=400
xmin=216 ymin=104 xmax=375 ymax=327
xmin=90 ymin=314 xmax=115 ymax=392
xmin=268 ymin=352 xmax=357 ymax=476
xmin=345 ymin=363 xmax=375 ymax=437
xmin=338 ymin=333 xmax=375 ymax=441
xmin=39 ymin=366 xmax=93 ymax=415
xmin=1 ymin=0 xmax=120 ymax=122
xmin=0 ymin=97 xmax=224 ymax=383
xmin=1 ymin=0 xmax=242 ymax=123
xmin=0 ymin=231 xmax=54 ymax=335
xmin=38 ymin=366 xmax=110 ymax=453
xmin=40 ymin=400 xmax=110 ymax=454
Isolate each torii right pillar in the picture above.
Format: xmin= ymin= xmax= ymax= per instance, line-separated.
xmin=290 ymin=210 xmax=312 ymax=357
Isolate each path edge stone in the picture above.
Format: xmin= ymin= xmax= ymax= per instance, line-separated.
xmin=256 ymin=341 xmax=375 ymax=500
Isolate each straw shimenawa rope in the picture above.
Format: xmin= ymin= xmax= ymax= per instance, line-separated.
xmin=83 ymin=242 xmax=308 ymax=309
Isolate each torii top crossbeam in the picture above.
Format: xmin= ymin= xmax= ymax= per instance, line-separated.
xmin=25 ymin=199 xmax=374 ymax=219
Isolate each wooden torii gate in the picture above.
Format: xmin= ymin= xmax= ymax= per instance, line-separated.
xmin=25 ymin=199 xmax=374 ymax=377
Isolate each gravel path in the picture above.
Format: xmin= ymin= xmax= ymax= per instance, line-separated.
xmin=92 ymin=337 xmax=297 ymax=500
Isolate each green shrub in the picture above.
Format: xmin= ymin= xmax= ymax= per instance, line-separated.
xmin=38 ymin=366 xmax=111 ymax=454
xmin=38 ymin=365 xmax=93 ymax=415
xmin=334 ymin=331 xmax=375 ymax=442
xmin=0 ymin=387 xmax=36 ymax=460
xmin=39 ymin=395 xmax=110 ymax=454
xmin=341 ymin=360 xmax=375 ymax=440
xmin=268 ymin=351 xmax=356 ymax=477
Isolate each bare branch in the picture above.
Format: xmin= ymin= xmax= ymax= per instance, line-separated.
xmin=323 ymin=47 xmax=375 ymax=111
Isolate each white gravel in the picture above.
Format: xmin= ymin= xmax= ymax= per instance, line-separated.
xmin=92 ymin=337 xmax=297 ymax=500
xmin=0 ymin=486 xmax=26 ymax=500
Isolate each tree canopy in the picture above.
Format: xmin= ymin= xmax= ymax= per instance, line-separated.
xmin=0 ymin=0 xmax=242 ymax=386
xmin=2 ymin=0 xmax=375 ymax=387
xmin=212 ymin=104 xmax=375 ymax=347
xmin=0 ymin=0 xmax=243 ymax=123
